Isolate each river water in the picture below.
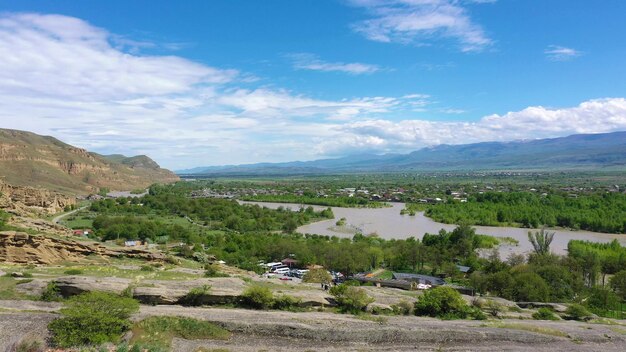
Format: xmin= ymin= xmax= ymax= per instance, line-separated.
xmin=241 ymin=201 xmax=626 ymax=256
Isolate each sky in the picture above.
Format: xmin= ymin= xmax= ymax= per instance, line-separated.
xmin=1 ymin=0 xmax=626 ymax=170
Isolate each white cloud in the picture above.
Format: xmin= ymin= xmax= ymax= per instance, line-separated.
xmin=0 ymin=13 xmax=623 ymax=170
xmin=318 ymin=98 xmax=626 ymax=155
xmin=349 ymin=0 xmax=492 ymax=52
xmin=544 ymin=45 xmax=582 ymax=61
xmin=288 ymin=53 xmax=380 ymax=74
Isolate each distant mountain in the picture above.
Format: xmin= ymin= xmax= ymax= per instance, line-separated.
xmin=0 ymin=129 xmax=179 ymax=194
xmin=179 ymin=132 xmax=626 ymax=176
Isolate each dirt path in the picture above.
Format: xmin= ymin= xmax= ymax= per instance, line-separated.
xmin=51 ymin=206 xmax=88 ymax=224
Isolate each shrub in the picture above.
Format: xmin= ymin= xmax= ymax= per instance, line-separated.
xmin=15 ymin=337 xmax=44 ymax=352
xmin=532 ymin=307 xmax=559 ymax=320
xmin=610 ymin=270 xmax=626 ymax=301
xmin=391 ymin=300 xmax=414 ymax=315
xmin=63 ymin=269 xmax=83 ymax=275
xmin=484 ymin=300 xmax=504 ymax=318
xmin=302 ymin=268 xmax=332 ymax=283
xmin=140 ymin=265 xmax=155 ymax=272
xmin=48 ymin=291 xmax=139 ymax=347
xmin=40 ymin=282 xmax=62 ymax=302
xmin=329 ymin=284 xmax=374 ymax=313
xmin=272 ymin=294 xmax=302 ymax=311
xmin=586 ymin=286 xmax=620 ymax=311
xmin=131 ymin=316 xmax=231 ymax=349
xmin=414 ymin=286 xmax=469 ymax=319
xmin=204 ymin=264 xmax=229 ymax=278
xmin=565 ymin=303 xmax=592 ymax=321
xmin=240 ymin=286 xmax=274 ymax=310
xmin=180 ymin=285 xmax=212 ymax=306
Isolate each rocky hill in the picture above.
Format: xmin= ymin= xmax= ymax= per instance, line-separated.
xmin=0 ymin=129 xmax=179 ymax=194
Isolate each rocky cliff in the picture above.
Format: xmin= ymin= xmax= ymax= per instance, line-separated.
xmin=0 ymin=128 xmax=179 ymax=195
xmin=0 ymin=180 xmax=75 ymax=215
xmin=0 ymin=231 xmax=165 ymax=264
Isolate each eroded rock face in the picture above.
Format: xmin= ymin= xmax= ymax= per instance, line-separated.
xmin=0 ymin=180 xmax=76 ymax=215
xmin=0 ymin=231 xmax=165 ymax=264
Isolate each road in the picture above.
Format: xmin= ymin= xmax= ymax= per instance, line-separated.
xmin=51 ymin=206 xmax=88 ymax=224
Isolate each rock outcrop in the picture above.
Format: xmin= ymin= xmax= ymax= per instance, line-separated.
xmin=0 ymin=180 xmax=76 ymax=215
xmin=0 ymin=231 xmax=165 ymax=264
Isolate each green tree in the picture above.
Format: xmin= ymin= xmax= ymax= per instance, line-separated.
xmin=240 ymin=286 xmax=274 ymax=310
xmin=414 ymin=286 xmax=469 ymax=319
xmin=329 ymin=284 xmax=374 ymax=313
xmin=528 ymin=228 xmax=555 ymax=255
xmin=609 ymin=270 xmax=626 ymax=301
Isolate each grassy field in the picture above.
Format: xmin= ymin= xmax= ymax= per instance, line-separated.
xmin=0 ymin=277 xmax=37 ymax=300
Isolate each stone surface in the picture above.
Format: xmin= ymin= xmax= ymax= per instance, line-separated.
xmin=0 ymin=231 xmax=165 ymax=264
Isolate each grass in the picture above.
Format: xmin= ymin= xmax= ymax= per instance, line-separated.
xmin=609 ymin=327 xmax=626 ymax=335
xmin=481 ymin=322 xmax=569 ymax=338
xmin=0 ymin=277 xmax=37 ymax=300
xmin=372 ymin=269 xmax=393 ymax=280
xmin=131 ymin=316 xmax=231 ymax=349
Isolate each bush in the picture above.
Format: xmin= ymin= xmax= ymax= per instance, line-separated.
xmin=391 ymin=300 xmax=414 ymax=315
xmin=329 ymin=284 xmax=374 ymax=313
xmin=484 ymin=300 xmax=504 ymax=318
xmin=204 ymin=264 xmax=229 ymax=278
xmin=414 ymin=286 xmax=469 ymax=319
xmin=272 ymin=294 xmax=302 ymax=311
xmin=180 ymin=285 xmax=212 ymax=306
xmin=532 ymin=307 xmax=559 ymax=320
xmin=131 ymin=316 xmax=231 ymax=349
xmin=610 ymin=270 xmax=626 ymax=301
xmin=240 ymin=286 xmax=274 ymax=310
xmin=63 ymin=269 xmax=83 ymax=275
xmin=48 ymin=291 xmax=139 ymax=347
xmin=40 ymin=282 xmax=62 ymax=302
xmin=140 ymin=265 xmax=155 ymax=272
xmin=565 ymin=303 xmax=592 ymax=321
xmin=15 ymin=337 xmax=44 ymax=352
xmin=302 ymin=268 xmax=332 ymax=283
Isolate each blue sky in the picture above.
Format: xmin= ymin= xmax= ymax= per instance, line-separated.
xmin=1 ymin=0 xmax=625 ymax=169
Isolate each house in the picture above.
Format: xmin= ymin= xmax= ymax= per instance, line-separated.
xmin=281 ymin=258 xmax=299 ymax=268
xmin=72 ymin=229 xmax=91 ymax=236
xmin=392 ymin=273 xmax=446 ymax=286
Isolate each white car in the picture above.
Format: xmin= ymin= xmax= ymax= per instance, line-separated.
xmin=417 ymin=283 xmax=432 ymax=290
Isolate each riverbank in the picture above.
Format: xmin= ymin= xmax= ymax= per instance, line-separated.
xmin=241 ymin=201 xmax=626 ymax=255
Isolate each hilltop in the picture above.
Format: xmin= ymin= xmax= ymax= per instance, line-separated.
xmin=179 ymin=131 xmax=626 ymax=176
xmin=0 ymin=129 xmax=179 ymax=195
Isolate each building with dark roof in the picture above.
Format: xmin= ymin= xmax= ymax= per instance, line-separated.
xmin=392 ymin=273 xmax=446 ymax=286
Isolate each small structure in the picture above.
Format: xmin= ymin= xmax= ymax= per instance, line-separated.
xmin=72 ymin=229 xmax=91 ymax=236
xmin=124 ymin=240 xmax=143 ymax=247
xmin=456 ymin=265 xmax=471 ymax=274
xmin=281 ymin=258 xmax=299 ymax=268
xmin=392 ymin=273 xmax=446 ymax=286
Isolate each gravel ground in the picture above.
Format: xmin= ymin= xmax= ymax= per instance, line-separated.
xmin=2 ymin=301 xmax=626 ymax=351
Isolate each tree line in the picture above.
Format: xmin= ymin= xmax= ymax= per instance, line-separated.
xmin=423 ymin=191 xmax=626 ymax=233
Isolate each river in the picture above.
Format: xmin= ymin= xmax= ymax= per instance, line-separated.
xmin=241 ymin=201 xmax=626 ymax=256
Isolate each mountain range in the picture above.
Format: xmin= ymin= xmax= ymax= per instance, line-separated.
xmin=179 ymin=131 xmax=626 ymax=176
xmin=0 ymin=129 xmax=179 ymax=194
